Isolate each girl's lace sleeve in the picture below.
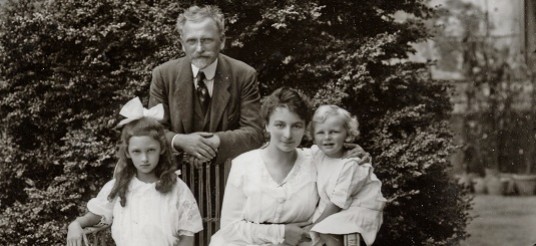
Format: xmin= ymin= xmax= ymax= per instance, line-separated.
xmin=87 ymin=179 xmax=116 ymax=224
xmin=175 ymin=179 xmax=203 ymax=236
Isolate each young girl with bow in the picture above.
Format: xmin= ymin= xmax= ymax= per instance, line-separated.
xmin=66 ymin=97 xmax=203 ymax=246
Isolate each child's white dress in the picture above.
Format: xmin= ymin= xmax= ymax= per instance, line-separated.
xmin=311 ymin=151 xmax=386 ymax=246
xmin=87 ymin=176 xmax=203 ymax=246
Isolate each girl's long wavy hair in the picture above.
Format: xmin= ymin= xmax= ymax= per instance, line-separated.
xmin=108 ymin=117 xmax=177 ymax=207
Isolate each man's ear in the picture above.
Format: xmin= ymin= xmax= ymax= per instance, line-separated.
xmin=179 ymin=42 xmax=186 ymax=53
xmin=220 ymin=37 xmax=226 ymax=50
xmin=125 ymin=151 xmax=131 ymax=158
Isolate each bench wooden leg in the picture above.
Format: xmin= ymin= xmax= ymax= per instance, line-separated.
xmin=344 ymin=233 xmax=361 ymax=246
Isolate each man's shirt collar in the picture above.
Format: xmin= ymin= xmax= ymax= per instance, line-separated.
xmin=191 ymin=59 xmax=218 ymax=80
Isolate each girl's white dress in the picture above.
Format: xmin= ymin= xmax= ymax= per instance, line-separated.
xmin=87 ymin=176 xmax=203 ymax=246
xmin=311 ymin=151 xmax=386 ymax=246
xmin=210 ymin=149 xmax=319 ymax=246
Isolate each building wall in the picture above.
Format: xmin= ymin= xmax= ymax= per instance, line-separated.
xmin=410 ymin=0 xmax=536 ymax=174
xmin=410 ymin=0 xmax=526 ymax=81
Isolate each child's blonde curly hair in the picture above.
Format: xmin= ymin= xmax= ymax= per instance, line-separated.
xmin=310 ymin=105 xmax=360 ymax=142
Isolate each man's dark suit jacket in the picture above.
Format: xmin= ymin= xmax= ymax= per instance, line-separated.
xmin=148 ymin=53 xmax=264 ymax=166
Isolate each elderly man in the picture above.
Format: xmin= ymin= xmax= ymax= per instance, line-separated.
xmin=149 ymin=5 xmax=263 ymax=167
xmin=148 ymin=5 xmax=264 ymax=243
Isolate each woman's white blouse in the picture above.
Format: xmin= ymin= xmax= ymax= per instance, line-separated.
xmin=210 ymin=149 xmax=319 ymax=245
xmin=87 ymin=176 xmax=203 ymax=246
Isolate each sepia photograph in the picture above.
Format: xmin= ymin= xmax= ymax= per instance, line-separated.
xmin=0 ymin=0 xmax=535 ymax=245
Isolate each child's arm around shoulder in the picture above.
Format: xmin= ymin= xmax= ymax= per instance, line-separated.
xmin=342 ymin=143 xmax=372 ymax=165
xmin=174 ymin=177 xmax=203 ymax=239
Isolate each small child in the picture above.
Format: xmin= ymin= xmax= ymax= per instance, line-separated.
xmin=66 ymin=97 xmax=203 ymax=246
xmin=310 ymin=105 xmax=386 ymax=246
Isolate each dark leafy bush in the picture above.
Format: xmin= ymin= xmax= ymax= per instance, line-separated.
xmin=0 ymin=0 xmax=470 ymax=245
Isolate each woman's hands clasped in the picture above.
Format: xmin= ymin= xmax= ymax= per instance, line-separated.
xmin=284 ymin=221 xmax=313 ymax=246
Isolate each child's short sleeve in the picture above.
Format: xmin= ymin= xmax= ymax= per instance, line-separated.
xmin=329 ymin=160 xmax=372 ymax=210
xmin=175 ymin=178 xmax=203 ymax=237
xmin=87 ymin=179 xmax=116 ymax=224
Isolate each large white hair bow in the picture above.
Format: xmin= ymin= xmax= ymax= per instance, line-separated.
xmin=117 ymin=97 xmax=164 ymax=127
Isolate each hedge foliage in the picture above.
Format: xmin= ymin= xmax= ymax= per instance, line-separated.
xmin=0 ymin=0 xmax=470 ymax=245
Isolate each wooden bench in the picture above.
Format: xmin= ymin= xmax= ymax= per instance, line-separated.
xmin=84 ymin=227 xmax=362 ymax=246
xmin=344 ymin=233 xmax=362 ymax=246
xmin=180 ymin=159 xmax=227 ymax=245
xmin=83 ymin=223 xmax=111 ymax=246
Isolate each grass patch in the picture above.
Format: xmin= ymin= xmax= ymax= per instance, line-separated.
xmin=461 ymin=195 xmax=536 ymax=246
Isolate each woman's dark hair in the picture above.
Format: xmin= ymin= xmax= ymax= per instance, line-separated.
xmin=108 ymin=117 xmax=177 ymax=207
xmin=260 ymin=87 xmax=313 ymax=126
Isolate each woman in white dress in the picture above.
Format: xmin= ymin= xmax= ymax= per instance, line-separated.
xmin=210 ymin=87 xmax=317 ymax=246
